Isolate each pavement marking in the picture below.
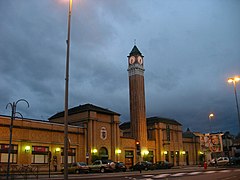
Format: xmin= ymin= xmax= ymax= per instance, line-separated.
xmin=204 ymin=170 xmax=216 ymax=174
xmin=153 ymin=174 xmax=170 ymax=178
xmin=143 ymin=175 xmax=154 ymax=177
xmin=134 ymin=169 xmax=238 ymax=179
xmin=188 ymin=171 xmax=202 ymax=175
xmin=219 ymin=169 xmax=231 ymax=173
xmin=171 ymin=173 xmax=186 ymax=177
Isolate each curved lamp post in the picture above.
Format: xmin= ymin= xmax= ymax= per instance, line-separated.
xmin=228 ymin=76 xmax=240 ymax=133
xmin=6 ymin=99 xmax=29 ymax=180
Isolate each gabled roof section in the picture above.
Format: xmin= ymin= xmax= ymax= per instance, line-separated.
xmin=119 ymin=116 xmax=182 ymax=130
xmin=182 ymin=128 xmax=197 ymax=138
xmin=147 ymin=116 xmax=182 ymax=126
xmin=119 ymin=121 xmax=130 ymax=130
xmin=49 ymin=103 xmax=120 ymax=120
xmin=128 ymin=45 xmax=143 ymax=57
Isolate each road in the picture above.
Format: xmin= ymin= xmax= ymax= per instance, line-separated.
xmin=3 ymin=166 xmax=240 ymax=180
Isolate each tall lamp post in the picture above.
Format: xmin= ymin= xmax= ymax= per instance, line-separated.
xmin=64 ymin=0 xmax=72 ymax=179
xmin=228 ymin=76 xmax=240 ymax=133
xmin=209 ymin=113 xmax=214 ymax=133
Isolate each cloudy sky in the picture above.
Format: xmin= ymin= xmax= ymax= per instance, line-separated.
xmin=0 ymin=0 xmax=240 ymax=135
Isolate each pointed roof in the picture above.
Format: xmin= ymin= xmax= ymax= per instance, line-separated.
xmin=49 ymin=103 xmax=120 ymax=120
xmin=129 ymin=45 xmax=143 ymax=57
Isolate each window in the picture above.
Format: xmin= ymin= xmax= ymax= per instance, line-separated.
xmin=125 ymin=151 xmax=134 ymax=158
xmin=93 ymin=160 xmax=100 ymax=165
xmin=61 ymin=148 xmax=76 ymax=164
xmin=0 ymin=144 xmax=18 ymax=163
xmin=147 ymin=128 xmax=155 ymax=140
xmin=32 ymin=146 xmax=49 ymax=164
xmin=147 ymin=151 xmax=154 ymax=163
xmin=174 ymin=131 xmax=179 ymax=142
xmin=166 ymin=125 xmax=170 ymax=141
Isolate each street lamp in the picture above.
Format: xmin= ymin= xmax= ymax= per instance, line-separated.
xmin=64 ymin=0 xmax=72 ymax=179
xmin=208 ymin=113 xmax=214 ymax=133
xmin=228 ymin=76 xmax=240 ymax=133
xmin=5 ymin=99 xmax=29 ymax=180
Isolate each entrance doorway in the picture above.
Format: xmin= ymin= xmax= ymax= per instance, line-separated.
xmin=125 ymin=150 xmax=134 ymax=169
xmin=175 ymin=151 xmax=179 ymax=166
xmin=186 ymin=151 xmax=189 ymax=165
xmin=171 ymin=151 xmax=174 ymax=166
xmin=99 ymin=147 xmax=108 ymax=160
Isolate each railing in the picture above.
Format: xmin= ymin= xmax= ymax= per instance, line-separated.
xmin=0 ymin=164 xmax=47 ymax=179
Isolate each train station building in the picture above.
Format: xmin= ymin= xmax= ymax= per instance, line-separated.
xmin=0 ymin=46 xmax=207 ymax=171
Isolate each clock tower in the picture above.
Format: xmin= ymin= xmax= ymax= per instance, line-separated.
xmin=127 ymin=45 xmax=147 ymax=152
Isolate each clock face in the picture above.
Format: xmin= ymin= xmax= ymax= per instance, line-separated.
xmin=137 ymin=56 xmax=143 ymax=64
xmin=129 ymin=56 xmax=135 ymax=64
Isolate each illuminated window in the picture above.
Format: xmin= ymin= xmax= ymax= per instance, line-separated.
xmin=32 ymin=146 xmax=49 ymax=164
xmin=61 ymin=148 xmax=76 ymax=163
xmin=0 ymin=144 xmax=18 ymax=163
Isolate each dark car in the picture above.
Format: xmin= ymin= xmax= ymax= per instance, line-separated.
xmin=115 ymin=162 xmax=127 ymax=172
xmin=229 ymin=157 xmax=240 ymax=165
xmin=61 ymin=162 xmax=89 ymax=174
xmin=130 ymin=161 xmax=155 ymax=171
xmin=154 ymin=161 xmax=173 ymax=169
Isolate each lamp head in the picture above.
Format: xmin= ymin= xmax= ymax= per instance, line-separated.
xmin=55 ymin=147 xmax=60 ymax=153
xmin=209 ymin=113 xmax=214 ymax=119
xmin=228 ymin=76 xmax=240 ymax=84
xmin=25 ymin=146 xmax=30 ymax=152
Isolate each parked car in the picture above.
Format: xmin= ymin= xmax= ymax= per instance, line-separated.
xmin=229 ymin=157 xmax=240 ymax=165
xmin=216 ymin=157 xmax=229 ymax=166
xmin=154 ymin=160 xmax=173 ymax=169
xmin=130 ymin=161 xmax=155 ymax=171
xmin=210 ymin=157 xmax=229 ymax=166
xmin=115 ymin=162 xmax=127 ymax=172
xmin=61 ymin=162 xmax=89 ymax=174
xmin=88 ymin=159 xmax=116 ymax=173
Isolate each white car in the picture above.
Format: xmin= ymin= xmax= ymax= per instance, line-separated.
xmin=212 ymin=157 xmax=229 ymax=166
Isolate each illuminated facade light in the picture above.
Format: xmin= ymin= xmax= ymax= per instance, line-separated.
xmin=92 ymin=149 xmax=98 ymax=154
xmin=116 ymin=149 xmax=121 ymax=154
xmin=25 ymin=146 xmax=30 ymax=152
xmin=142 ymin=150 xmax=149 ymax=155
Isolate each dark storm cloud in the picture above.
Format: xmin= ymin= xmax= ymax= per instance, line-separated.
xmin=0 ymin=0 xmax=240 ymax=135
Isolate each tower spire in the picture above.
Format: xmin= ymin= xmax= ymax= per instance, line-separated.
xmin=129 ymin=45 xmax=143 ymax=57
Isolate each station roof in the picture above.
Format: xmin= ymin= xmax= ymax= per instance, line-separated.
xmin=49 ymin=103 xmax=120 ymax=120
